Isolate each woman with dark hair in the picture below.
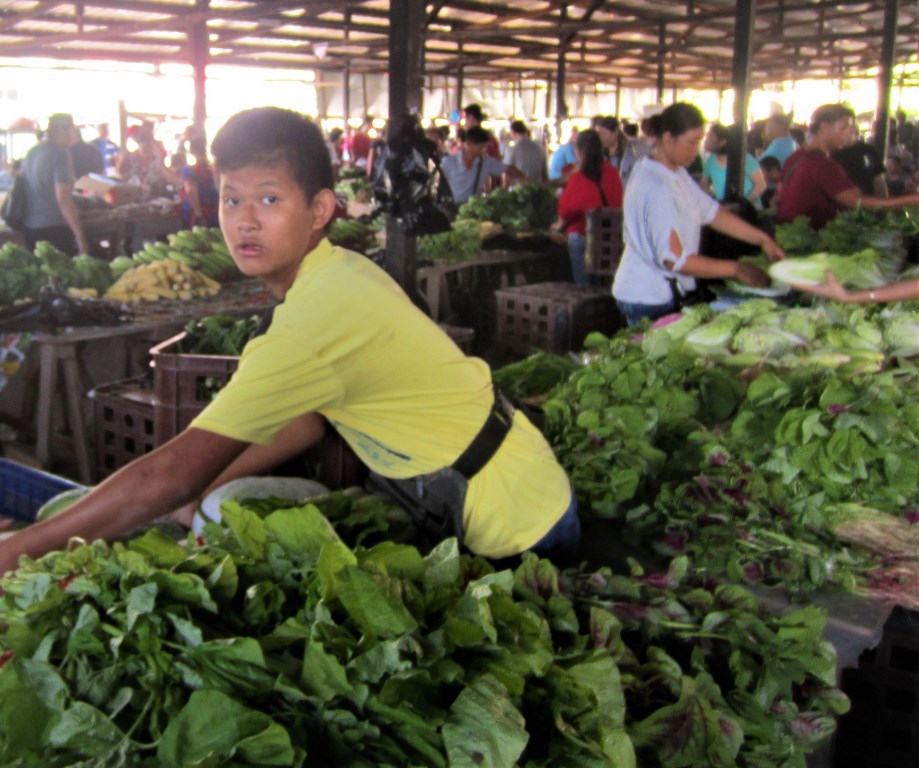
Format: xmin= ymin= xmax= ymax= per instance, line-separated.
xmin=701 ymin=123 xmax=766 ymax=203
xmin=594 ymin=115 xmax=644 ymax=186
xmin=553 ymin=128 xmax=623 ymax=284
xmin=612 ymin=103 xmax=783 ymax=326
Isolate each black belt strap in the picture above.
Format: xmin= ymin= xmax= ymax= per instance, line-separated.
xmin=450 ymin=395 xmax=513 ymax=479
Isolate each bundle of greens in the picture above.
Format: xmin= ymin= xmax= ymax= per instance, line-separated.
xmin=0 ymin=490 xmax=846 ymax=767
xmin=456 ymin=183 xmax=557 ymax=234
xmin=418 ymin=219 xmax=481 ymax=263
xmin=0 ymin=242 xmax=44 ymax=306
xmin=328 ymin=218 xmax=380 ymax=255
xmin=177 ymin=314 xmax=262 ymax=356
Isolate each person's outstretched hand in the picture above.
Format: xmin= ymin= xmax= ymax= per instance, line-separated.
xmin=734 ymin=261 xmax=771 ymax=288
xmin=792 ymin=270 xmax=849 ymax=301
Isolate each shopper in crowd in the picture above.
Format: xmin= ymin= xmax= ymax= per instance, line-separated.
xmin=593 ymin=115 xmax=644 ymax=186
xmin=0 ymin=106 xmax=581 ymax=574
xmin=90 ymin=122 xmax=119 ymax=174
xmin=758 ymin=155 xmax=782 ymax=209
xmin=178 ymin=136 xmax=219 ymax=228
xmin=116 ymin=121 xmax=179 ymax=199
xmin=701 ymin=123 xmax=766 ymax=204
xmin=346 ymin=116 xmax=374 ymax=169
xmin=69 ymin=127 xmax=105 ymax=179
xmin=759 ymin=113 xmax=799 ymax=168
xmin=462 ymin=104 xmax=501 ymax=160
xmin=548 ymin=125 xmax=578 ymax=186
xmin=553 ymin=129 xmax=623 ymax=285
xmin=777 ymin=104 xmax=919 ymax=229
xmin=440 ymin=126 xmax=525 ymax=205
xmin=831 ymin=121 xmax=888 ymax=197
xmin=19 ymin=113 xmax=90 ymax=255
xmin=612 ymin=103 xmax=783 ymax=327
xmin=884 ymin=154 xmax=910 ymax=197
xmin=793 ymin=271 xmax=919 ymax=304
xmin=326 ymin=127 xmax=344 ymax=183
xmin=502 ymin=120 xmax=547 ymax=184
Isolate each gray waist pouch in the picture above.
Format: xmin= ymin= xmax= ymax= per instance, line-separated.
xmin=365 ymin=467 xmax=468 ymax=549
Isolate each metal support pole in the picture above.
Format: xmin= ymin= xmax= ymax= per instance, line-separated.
xmin=874 ymin=0 xmax=898 ymax=160
xmin=189 ymin=0 xmax=210 ymax=142
xmin=726 ymin=0 xmax=755 ymax=202
xmin=656 ymin=24 xmax=666 ymax=103
xmin=556 ymin=4 xmax=569 ymax=136
xmin=343 ymin=65 xmax=351 ymax=126
xmin=385 ymin=0 xmax=425 ymax=303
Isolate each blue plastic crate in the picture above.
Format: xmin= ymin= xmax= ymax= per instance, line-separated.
xmin=0 ymin=459 xmax=84 ymax=524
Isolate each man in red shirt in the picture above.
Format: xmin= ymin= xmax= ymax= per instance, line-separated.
xmin=777 ymin=104 xmax=919 ymax=229
xmin=346 ymin=116 xmax=374 ymax=169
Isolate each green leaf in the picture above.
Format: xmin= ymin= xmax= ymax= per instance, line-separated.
xmin=333 ymin=566 xmax=419 ymax=639
xmin=442 ymin=675 xmax=528 ymax=768
xmin=264 ymin=504 xmax=342 ymax=564
xmin=47 ymin=701 xmax=126 ymax=755
xmin=158 ymin=689 xmax=296 ymax=767
xmin=301 ymin=639 xmax=352 ymax=702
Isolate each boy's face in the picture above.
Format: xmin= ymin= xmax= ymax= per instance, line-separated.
xmin=219 ymin=162 xmax=335 ymax=297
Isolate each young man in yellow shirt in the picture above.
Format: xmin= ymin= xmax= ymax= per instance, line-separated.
xmin=0 ymin=107 xmax=579 ymax=573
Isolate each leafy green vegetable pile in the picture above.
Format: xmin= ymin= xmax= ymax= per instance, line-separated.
xmin=328 ymin=218 xmax=381 ymax=255
xmin=418 ymin=219 xmax=483 ymax=264
xmin=176 ymin=314 xmax=262 ymax=357
xmin=528 ymin=299 xmax=919 ymax=597
xmin=456 ymin=183 xmax=557 ymax=235
xmin=0 ymin=491 xmax=846 ymax=766
xmin=0 ymin=241 xmax=116 ymax=305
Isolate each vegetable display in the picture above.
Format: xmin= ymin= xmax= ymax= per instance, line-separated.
xmin=456 ymin=183 xmax=557 ymax=235
xmin=0 ymin=491 xmax=845 ymax=767
xmin=527 ymin=298 xmax=919 ymax=600
xmin=132 ymin=227 xmax=237 ymax=280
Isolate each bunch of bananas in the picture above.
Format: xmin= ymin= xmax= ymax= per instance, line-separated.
xmin=104 ymin=259 xmax=220 ymax=303
xmin=133 ymin=227 xmax=237 ymax=279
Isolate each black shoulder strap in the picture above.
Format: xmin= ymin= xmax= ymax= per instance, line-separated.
xmin=471 ymin=156 xmax=484 ymax=196
xmin=594 ymin=178 xmax=609 ymax=208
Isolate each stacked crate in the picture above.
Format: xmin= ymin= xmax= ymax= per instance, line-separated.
xmin=493 ymin=281 xmax=620 ymax=360
xmin=585 ymin=208 xmax=624 ymax=286
xmin=90 ymin=377 xmax=157 ymax=479
xmin=834 ymin=606 xmax=919 ymax=768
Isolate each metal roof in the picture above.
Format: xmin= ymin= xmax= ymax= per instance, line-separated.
xmin=0 ymin=1 xmax=917 ymax=89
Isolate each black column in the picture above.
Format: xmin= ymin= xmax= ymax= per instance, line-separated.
xmin=384 ymin=0 xmax=426 ymax=301
xmin=726 ymin=0 xmax=755 ymax=201
xmin=874 ymin=0 xmax=898 ymax=161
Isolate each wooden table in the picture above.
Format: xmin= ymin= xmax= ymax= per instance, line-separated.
xmin=19 ymin=280 xmax=276 ymax=484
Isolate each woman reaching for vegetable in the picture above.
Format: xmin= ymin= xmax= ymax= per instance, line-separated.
xmin=611 ymin=102 xmax=784 ymax=326
xmin=793 ymin=271 xmax=919 ymax=303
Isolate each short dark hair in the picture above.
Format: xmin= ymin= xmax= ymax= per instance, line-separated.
xmin=766 ymin=113 xmax=791 ymax=131
xmin=211 ymin=107 xmax=333 ymax=201
xmin=463 ymin=104 xmax=485 ymax=122
xmin=593 ymin=116 xmax=619 ymax=133
xmin=465 ymin=126 xmax=490 ymax=145
xmin=759 ymin=155 xmax=781 ymax=172
xmin=809 ymin=104 xmax=855 ymax=135
xmin=510 ymin=120 xmax=528 ymax=136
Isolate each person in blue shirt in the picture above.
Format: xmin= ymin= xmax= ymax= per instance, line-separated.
xmin=440 ymin=126 xmax=524 ymax=205
xmin=90 ymin=123 xmax=120 ymax=175
xmin=759 ymin=114 xmax=799 ymax=168
xmin=548 ymin=126 xmax=578 ymax=186
xmin=702 ymin=123 xmax=766 ymax=204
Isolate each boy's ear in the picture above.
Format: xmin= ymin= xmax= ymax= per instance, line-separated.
xmin=310 ymin=188 xmax=338 ymax=231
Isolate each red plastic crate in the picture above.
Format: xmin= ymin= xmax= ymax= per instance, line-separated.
xmin=150 ymin=332 xmax=239 ymax=445
xmin=90 ymin=377 xmax=157 ymax=479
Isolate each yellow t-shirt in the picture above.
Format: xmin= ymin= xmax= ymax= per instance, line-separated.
xmin=191 ymin=239 xmax=570 ymax=557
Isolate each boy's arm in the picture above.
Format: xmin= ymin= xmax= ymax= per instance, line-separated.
xmin=0 ymin=428 xmax=248 ymax=574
